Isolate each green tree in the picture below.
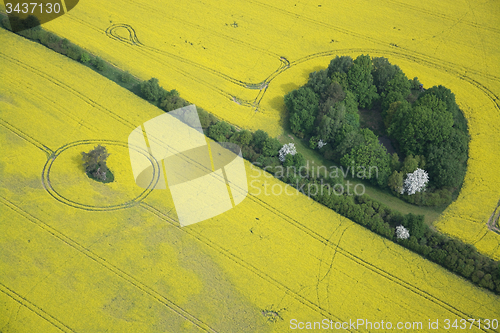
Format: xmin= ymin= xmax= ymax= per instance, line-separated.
xmin=197 ymin=107 xmax=212 ymax=129
xmin=283 ymin=152 xmax=305 ymax=169
xmin=426 ymin=128 xmax=468 ymax=188
xmin=66 ymin=45 xmax=82 ymax=61
xmin=371 ymin=57 xmax=400 ymax=94
xmin=80 ymin=52 xmax=91 ymax=64
xmin=160 ymin=90 xmax=187 ymax=111
xmin=339 ymin=129 xmax=390 ymax=186
xmin=321 ymin=81 xmax=346 ymax=104
xmin=400 ymin=154 xmax=419 ymax=175
xmin=343 ymin=90 xmax=359 ymax=115
xmin=81 ymin=145 xmax=111 ymax=182
xmin=402 ymin=213 xmax=427 ymax=240
xmin=229 ymin=130 xmax=253 ymax=146
xmin=317 ymin=101 xmax=346 ymax=142
xmin=93 ymin=57 xmax=106 ymax=72
xmin=252 ymin=129 xmax=269 ymax=151
xmin=423 ymin=85 xmax=467 ymax=133
xmin=388 ymin=170 xmax=403 ymax=193
xmin=347 ymin=54 xmax=379 ymax=108
xmin=23 ymin=15 xmax=41 ymax=30
xmin=285 ymin=87 xmax=319 ymax=137
xmin=208 ymin=121 xmax=232 ymax=142
xmin=262 ymin=137 xmax=281 ymax=157
xmin=384 ymin=71 xmax=411 ymax=100
xmin=140 ymin=78 xmax=166 ymax=102
xmin=327 ymin=55 xmax=353 ymax=77
xmin=389 ymin=152 xmax=400 ymax=172
xmin=410 ymin=77 xmax=422 ymax=90
xmin=94 ymin=57 xmax=106 ymax=72
xmin=8 ymin=16 xmax=25 ymax=32
xmin=305 ymin=69 xmax=331 ymax=96
xmin=388 ymin=94 xmax=453 ymax=156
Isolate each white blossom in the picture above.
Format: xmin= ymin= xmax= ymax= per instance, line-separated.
xmin=396 ymin=225 xmax=410 ymax=239
xmin=401 ymin=168 xmax=429 ymax=195
xmin=279 ymin=143 xmax=297 ymax=162
xmin=317 ymin=140 xmax=327 ymax=149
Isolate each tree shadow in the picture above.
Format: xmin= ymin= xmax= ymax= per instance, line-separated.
xmin=72 ymin=153 xmax=86 ymax=173
xmin=302 ymin=66 xmax=325 ymax=80
xmin=268 ymin=95 xmax=288 ymax=129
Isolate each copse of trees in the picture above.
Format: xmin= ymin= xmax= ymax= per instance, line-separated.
xmin=284 ymin=54 xmax=469 ymax=206
xmin=81 ymin=145 xmax=114 ymax=183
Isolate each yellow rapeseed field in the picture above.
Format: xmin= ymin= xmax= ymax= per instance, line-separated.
xmin=1 ymin=26 xmax=500 ymax=332
xmin=27 ymin=0 xmax=500 ymax=258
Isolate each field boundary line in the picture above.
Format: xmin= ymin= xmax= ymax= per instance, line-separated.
xmin=0 ymin=282 xmax=75 ymax=332
xmin=0 ymin=118 xmax=53 ymax=155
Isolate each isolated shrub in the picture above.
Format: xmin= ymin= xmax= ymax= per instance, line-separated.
xmin=81 ymin=145 xmax=111 ymax=182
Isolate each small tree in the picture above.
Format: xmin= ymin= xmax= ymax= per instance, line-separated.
xmin=395 ymin=225 xmax=410 ymax=240
xmin=82 ymin=145 xmax=111 ymax=182
xmin=401 ymin=168 xmax=429 ymax=195
xmin=278 ymin=143 xmax=297 ymax=162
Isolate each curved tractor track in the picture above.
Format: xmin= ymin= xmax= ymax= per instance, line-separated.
xmin=102 ymin=23 xmax=499 ymax=116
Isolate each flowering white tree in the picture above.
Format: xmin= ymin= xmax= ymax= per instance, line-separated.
xmin=278 ymin=143 xmax=297 ymax=162
xmin=395 ymin=225 xmax=410 ymax=239
xmin=401 ymin=168 xmax=429 ymax=195
xmin=317 ymin=140 xmax=327 ymax=149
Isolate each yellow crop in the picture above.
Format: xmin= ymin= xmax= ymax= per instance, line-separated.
xmin=33 ymin=0 xmax=500 ymax=259
xmin=1 ymin=25 xmax=499 ymax=332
